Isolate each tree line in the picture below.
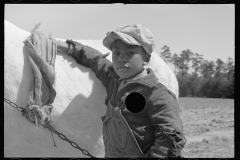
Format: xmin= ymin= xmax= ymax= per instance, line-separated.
xmin=159 ymin=45 xmax=234 ymax=99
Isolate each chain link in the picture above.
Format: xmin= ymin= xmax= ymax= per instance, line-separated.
xmin=50 ymin=128 xmax=96 ymax=158
xmin=4 ymin=97 xmax=96 ymax=158
xmin=4 ymin=98 xmax=25 ymax=112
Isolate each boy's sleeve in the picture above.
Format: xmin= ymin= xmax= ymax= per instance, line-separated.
xmin=70 ymin=41 xmax=115 ymax=89
xmin=145 ymin=88 xmax=186 ymax=158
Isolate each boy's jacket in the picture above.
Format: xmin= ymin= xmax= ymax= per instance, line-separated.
xmin=71 ymin=43 xmax=186 ymax=158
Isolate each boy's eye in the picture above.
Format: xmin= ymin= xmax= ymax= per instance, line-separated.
xmin=127 ymin=52 xmax=133 ymax=55
xmin=113 ymin=52 xmax=119 ymax=55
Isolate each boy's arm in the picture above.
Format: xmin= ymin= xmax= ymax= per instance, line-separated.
xmin=145 ymin=87 xmax=186 ymax=158
xmin=63 ymin=40 xmax=116 ymax=89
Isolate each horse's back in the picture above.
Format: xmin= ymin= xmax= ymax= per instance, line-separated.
xmin=4 ymin=20 xmax=106 ymax=157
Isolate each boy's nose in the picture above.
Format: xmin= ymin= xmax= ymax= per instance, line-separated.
xmin=118 ymin=53 xmax=127 ymax=63
xmin=118 ymin=58 xmax=127 ymax=63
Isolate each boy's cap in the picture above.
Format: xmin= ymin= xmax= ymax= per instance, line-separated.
xmin=102 ymin=24 xmax=155 ymax=55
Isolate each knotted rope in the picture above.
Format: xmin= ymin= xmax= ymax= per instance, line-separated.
xmin=23 ymin=22 xmax=57 ymax=126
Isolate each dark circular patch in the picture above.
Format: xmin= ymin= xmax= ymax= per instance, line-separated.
xmin=125 ymin=92 xmax=146 ymax=113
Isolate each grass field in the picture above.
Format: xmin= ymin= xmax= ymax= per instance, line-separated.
xmin=178 ymin=97 xmax=234 ymax=158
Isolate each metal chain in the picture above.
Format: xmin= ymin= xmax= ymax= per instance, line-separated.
xmin=4 ymin=98 xmax=25 ymax=112
xmin=45 ymin=124 xmax=96 ymax=158
xmin=4 ymin=97 xmax=96 ymax=158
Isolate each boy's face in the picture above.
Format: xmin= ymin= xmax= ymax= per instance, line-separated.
xmin=112 ymin=39 xmax=147 ymax=79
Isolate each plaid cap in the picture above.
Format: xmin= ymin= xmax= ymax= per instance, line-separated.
xmin=102 ymin=24 xmax=155 ymax=55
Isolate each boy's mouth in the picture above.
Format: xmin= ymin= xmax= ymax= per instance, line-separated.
xmin=117 ymin=66 xmax=129 ymax=71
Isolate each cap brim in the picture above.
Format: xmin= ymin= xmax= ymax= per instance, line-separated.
xmin=103 ymin=31 xmax=141 ymax=50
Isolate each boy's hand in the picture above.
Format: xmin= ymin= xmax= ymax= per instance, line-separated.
xmin=66 ymin=39 xmax=77 ymax=55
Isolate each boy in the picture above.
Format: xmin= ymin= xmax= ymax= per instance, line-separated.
xmin=57 ymin=24 xmax=186 ymax=158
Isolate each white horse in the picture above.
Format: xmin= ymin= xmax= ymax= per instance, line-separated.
xmin=4 ymin=20 xmax=179 ymax=157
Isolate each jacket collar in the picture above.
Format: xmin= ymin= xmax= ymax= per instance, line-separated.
xmin=118 ymin=68 xmax=147 ymax=84
xmin=137 ymin=68 xmax=159 ymax=88
xmin=117 ymin=67 xmax=159 ymax=88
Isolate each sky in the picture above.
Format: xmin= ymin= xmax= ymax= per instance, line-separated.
xmin=5 ymin=4 xmax=234 ymax=62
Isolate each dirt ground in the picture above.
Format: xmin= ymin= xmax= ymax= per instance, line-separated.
xmin=178 ymin=97 xmax=234 ymax=158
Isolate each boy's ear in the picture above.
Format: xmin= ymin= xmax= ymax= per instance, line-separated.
xmin=145 ymin=54 xmax=151 ymax=63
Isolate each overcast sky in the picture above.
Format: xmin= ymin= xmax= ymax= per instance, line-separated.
xmin=5 ymin=4 xmax=234 ymax=62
